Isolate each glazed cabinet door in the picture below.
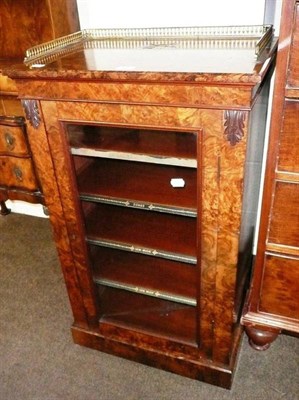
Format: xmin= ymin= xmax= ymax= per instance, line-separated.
xmin=40 ymin=102 xmax=204 ymax=352
xmin=69 ymin=124 xmax=200 ymax=345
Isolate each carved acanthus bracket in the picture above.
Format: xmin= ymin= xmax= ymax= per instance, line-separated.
xmin=224 ymin=110 xmax=246 ymax=146
xmin=21 ymin=99 xmax=41 ymax=129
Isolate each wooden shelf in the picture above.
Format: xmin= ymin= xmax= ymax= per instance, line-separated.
xmin=97 ymin=286 xmax=198 ymax=346
xmin=90 ymin=245 xmax=197 ymax=299
xmin=83 ymin=202 xmax=197 ymax=260
xmin=74 ymin=156 xmax=197 ymax=215
xmin=67 ymin=124 xmax=197 ymax=166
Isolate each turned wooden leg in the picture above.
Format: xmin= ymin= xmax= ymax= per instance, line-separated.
xmin=245 ymin=326 xmax=280 ymax=351
xmin=0 ymin=200 xmax=11 ymax=216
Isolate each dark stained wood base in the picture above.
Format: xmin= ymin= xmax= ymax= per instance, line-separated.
xmin=0 ymin=200 xmax=11 ymax=215
xmin=245 ymin=326 xmax=280 ymax=351
xmin=71 ymin=325 xmax=243 ymax=389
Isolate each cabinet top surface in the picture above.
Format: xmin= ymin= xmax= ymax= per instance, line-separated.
xmin=5 ymin=26 xmax=277 ymax=85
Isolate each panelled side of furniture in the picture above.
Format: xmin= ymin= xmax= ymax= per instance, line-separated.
xmin=241 ymin=0 xmax=299 ymax=349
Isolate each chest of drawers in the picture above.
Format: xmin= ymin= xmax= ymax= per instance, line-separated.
xmin=241 ymin=0 xmax=299 ymax=349
xmin=0 ymin=116 xmax=42 ymax=214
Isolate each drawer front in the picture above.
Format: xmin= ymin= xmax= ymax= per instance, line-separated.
xmin=268 ymin=181 xmax=299 ymax=248
xmin=0 ymin=73 xmax=17 ymax=93
xmin=0 ymin=99 xmax=24 ymax=116
xmin=278 ymin=100 xmax=299 ymax=173
xmin=259 ymin=254 xmax=299 ymax=320
xmin=0 ymin=156 xmax=39 ymax=191
xmin=0 ymin=125 xmax=29 ymax=156
xmin=288 ymin=2 xmax=299 ymax=87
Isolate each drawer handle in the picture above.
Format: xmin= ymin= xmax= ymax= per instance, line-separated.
xmin=13 ymin=166 xmax=23 ymax=181
xmin=5 ymin=132 xmax=16 ymax=150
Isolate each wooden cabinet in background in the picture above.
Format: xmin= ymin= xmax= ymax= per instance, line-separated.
xmin=0 ymin=116 xmax=41 ymax=214
xmin=241 ymin=0 xmax=299 ymax=349
xmin=0 ymin=0 xmax=80 ymax=214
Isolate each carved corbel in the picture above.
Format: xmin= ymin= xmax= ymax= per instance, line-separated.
xmin=21 ymin=99 xmax=41 ymax=129
xmin=224 ymin=110 xmax=246 ymax=146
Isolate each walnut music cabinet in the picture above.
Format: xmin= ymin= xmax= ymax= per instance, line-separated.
xmin=242 ymin=0 xmax=299 ymax=349
xmin=0 ymin=0 xmax=79 ymax=215
xmin=5 ymin=26 xmax=277 ymax=388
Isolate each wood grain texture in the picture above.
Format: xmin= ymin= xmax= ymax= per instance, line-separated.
xmin=0 ymin=0 xmax=53 ymax=58
xmin=71 ymin=325 xmax=235 ymax=389
xmin=0 ymin=73 xmax=17 ymax=94
xmin=15 ymin=80 xmax=253 ymax=109
xmin=260 ymin=254 xmax=299 ymax=320
xmin=287 ymin=2 xmax=299 ymax=87
xmin=47 ymin=100 xmax=250 ymax=366
xmin=277 ymin=100 xmax=299 ymax=173
xmin=0 ymin=124 xmax=28 ymax=156
xmin=0 ymin=99 xmax=23 ymax=116
xmin=7 ymin=59 xmax=276 ymax=85
xmin=268 ymin=181 xmax=299 ymax=247
xmin=0 ymin=0 xmax=79 ymax=210
xmin=41 ymin=100 xmax=99 ymax=326
xmin=7 ymin=18 xmax=275 ymax=384
xmin=0 ymin=156 xmax=38 ymax=190
xmin=0 ymin=0 xmax=79 ymax=58
xmin=213 ymin=113 xmax=249 ymax=363
xmin=242 ymin=0 xmax=299 ymax=344
xmin=47 ymin=0 xmax=80 ymax=38
xmin=24 ymin=101 xmax=90 ymax=328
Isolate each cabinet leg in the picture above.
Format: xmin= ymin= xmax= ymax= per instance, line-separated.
xmin=245 ymin=326 xmax=280 ymax=351
xmin=0 ymin=201 xmax=11 ymax=216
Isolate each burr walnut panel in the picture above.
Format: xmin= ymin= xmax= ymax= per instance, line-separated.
xmin=16 ymin=81 xmax=253 ymax=108
xmin=0 ymin=156 xmax=39 ymax=190
xmin=0 ymin=125 xmax=29 ymax=156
